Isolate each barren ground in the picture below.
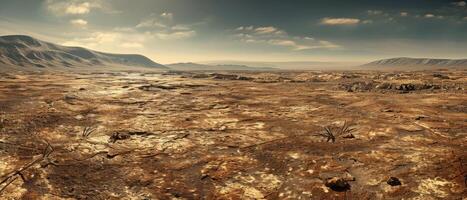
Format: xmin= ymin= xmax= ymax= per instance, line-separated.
xmin=0 ymin=70 xmax=466 ymax=199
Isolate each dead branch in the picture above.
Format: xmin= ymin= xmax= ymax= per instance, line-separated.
xmin=0 ymin=140 xmax=54 ymax=195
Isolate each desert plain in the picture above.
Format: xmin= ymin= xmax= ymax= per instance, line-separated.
xmin=0 ymin=69 xmax=466 ymax=199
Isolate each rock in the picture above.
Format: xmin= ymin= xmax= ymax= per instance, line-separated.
xmin=109 ymin=132 xmax=131 ymax=143
xmin=433 ymin=73 xmax=449 ymax=79
xmin=325 ymin=177 xmax=351 ymax=192
xmin=342 ymin=172 xmax=355 ymax=181
xmin=387 ymin=177 xmax=401 ymax=186
xmin=415 ymin=115 xmax=426 ymax=120
xmin=219 ymin=126 xmax=227 ymax=131
xmin=382 ymin=108 xmax=394 ymax=112
xmin=396 ymin=84 xmax=416 ymax=92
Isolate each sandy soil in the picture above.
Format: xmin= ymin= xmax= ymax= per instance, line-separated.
xmin=0 ymin=70 xmax=466 ymax=199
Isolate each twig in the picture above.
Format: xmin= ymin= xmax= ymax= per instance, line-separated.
xmin=0 ymin=140 xmax=54 ymax=195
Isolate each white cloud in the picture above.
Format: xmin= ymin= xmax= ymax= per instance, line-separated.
xmin=136 ymin=12 xmax=197 ymax=40
xmin=464 ymin=16 xmax=467 ymax=21
xmin=367 ymin=10 xmax=383 ymax=15
xmin=400 ymin=12 xmax=409 ymax=17
xmin=320 ymin=17 xmax=360 ymax=25
xmin=234 ymin=25 xmax=340 ymax=51
xmin=453 ymin=1 xmax=466 ymax=7
xmin=155 ymin=30 xmax=196 ymax=40
xmin=45 ymin=0 xmax=102 ymax=15
xmin=160 ymin=12 xmax=174 ymax=20
xmin=136 ymin=19 xmax=167 ymax=28
xmin=424 ymin=14 xmax=435 ymax=18
xmin=254 ymin=26 xmax=281 ymax=34
xmin=70 ymin=19 xmax=88 ymax=26
xmin=66 ymin=2 xmax=91 ymax=14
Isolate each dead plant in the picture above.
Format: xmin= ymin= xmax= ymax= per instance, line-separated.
xmin=0 ymin=140 xmax=54 ymax=195
xmin=316 ymin=121 xmax=355 ymax=143
xmin=82 ymin=126 xmax=96 ymax=138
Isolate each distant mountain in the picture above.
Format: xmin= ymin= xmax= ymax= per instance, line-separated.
xmin=167 ymin=62 xmax=277 ymax=71
xmin=201 ymin=60 xmax=361 ymax=70
xmin=0 ymin=35 xmax=167 ymax=71
xmin=362 ymin=57 xmax=467 ymax=69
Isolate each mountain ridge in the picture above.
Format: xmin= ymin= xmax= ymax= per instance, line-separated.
xmin=166 ymin=62 xmax=277 ymax=71
xmin=0 ymin=35 xmax=167 ymax=71
xmin=362 ymin=57 xmax=467 ymax=69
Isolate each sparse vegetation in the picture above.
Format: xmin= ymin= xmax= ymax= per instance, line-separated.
xmin=81 ymin=126 xmax=96 ymax=138
xmin=316 ymin=121 xmax=355 ymax=143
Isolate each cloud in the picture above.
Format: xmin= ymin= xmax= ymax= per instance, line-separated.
xmin=254 ymin=26 xmax=283 ymax=35
xmin=367 ymin=10 xmax=383 ymax=15
xmin=400 ymin=12 xmax=409 ymax=17
xmin=136 ymin=19 xmax=167 ymax=28
xmin=63 ymin=31 xmax=149 ymax=50
xmin=160 ymin=12 xmax=173 ymax=20
xmin=45 ymin=0 xmax=102 ymax=15
xmin=424 ymin=14 xmax=443 ymax=19
xmin=65 ymin=2 xmax=91 ymax=14
xmin=136 ymin=12 xmax=197 ymax=40
xmin=320 ymin=17 xmax=360 ymax=25
xmin=452 ymin=1 xmax=466 ymax=7
xmin=155 ymin=30 xmax=196 ymax=40
xmin=234 ymin=25 xmax=340 ymax=51
xmin=464 ymin=16 xmax=467 ymax=21
xmin=70 ymin=19 xmax=88 ymax=26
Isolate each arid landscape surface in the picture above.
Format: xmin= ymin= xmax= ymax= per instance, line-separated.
xmin=0 ymin=70 xmax=465 ymax=199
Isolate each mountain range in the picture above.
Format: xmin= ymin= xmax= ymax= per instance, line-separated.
xmin=361 ymin=57 xmax=467 ymax=69
xmin=0 ymin=35 xmax=167 ymax=71
xmin=166 ymin=62 xmax=277 ymax=71
xmin=1 ymin=35 xmax=466 ymax=72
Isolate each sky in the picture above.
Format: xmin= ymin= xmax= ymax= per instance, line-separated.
xmin=0 ymin=0 xmax=466 ymax=64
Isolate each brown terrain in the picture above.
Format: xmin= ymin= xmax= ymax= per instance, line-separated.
xmin=0 ymin=69 xmax=466 ymax=199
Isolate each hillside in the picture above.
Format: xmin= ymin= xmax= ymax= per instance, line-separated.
xmin=0 ymin=35 xmax=167 ymax=71
xmin=362 ymin=57 xmax=467 ymax=69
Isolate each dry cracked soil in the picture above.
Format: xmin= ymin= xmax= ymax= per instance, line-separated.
xmin=0 ymin=70 xmax=466 ymax=199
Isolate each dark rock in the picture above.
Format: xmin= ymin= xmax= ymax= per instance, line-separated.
xmin=415 ymin=116 xmax=426 ymax=120
xmin=387 ymin=177 xmax=402 ymax=186
xmin=433 ymin=73 xmax=450 ymax=79
xmin=325 ymin=177 xmax=351 ymax=192
xmin=109 ymin=132 xmax=131 ymax=143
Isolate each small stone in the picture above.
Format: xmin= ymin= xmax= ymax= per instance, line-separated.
xmin=342 ymin=172 xmax=355 ymax=182
xmin=382 ymin=108 xmax=394 ymax=112
xmin=219 ymin=126 xmax=227 ymax=131
xmin=415 ymin=116 xmax=426 ymax=120
xmin=387 ymin=177 xmax=401 ymax=186
xmin=342 ymin=134 xmax=355 ymax=139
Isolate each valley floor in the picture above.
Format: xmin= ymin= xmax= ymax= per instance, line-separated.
xmin=0 ymin=70 xmax=466 ymax=199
